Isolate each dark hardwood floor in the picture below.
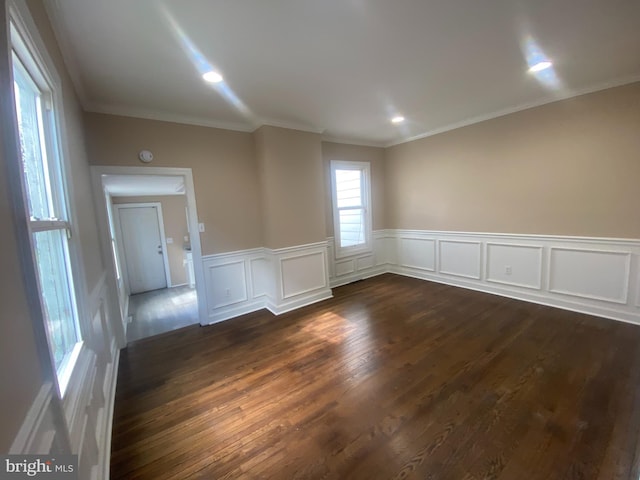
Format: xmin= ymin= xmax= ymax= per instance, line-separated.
xmin=111 ymin=274 xmax=640 ymax=479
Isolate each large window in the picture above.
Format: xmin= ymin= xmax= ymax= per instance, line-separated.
xmin=11 ymin=20 xmax=82 ymax=390
xmin=330 ymin=161 xmax=372 ymax=258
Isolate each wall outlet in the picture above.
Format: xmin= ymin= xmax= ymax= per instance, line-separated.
xmin=166 ymin=237 xmax=173 ymax=244
xmin=505 ymin=265 xmax=512 ymax=275
xmin=225 ymin=288 xmax=230 ymax=297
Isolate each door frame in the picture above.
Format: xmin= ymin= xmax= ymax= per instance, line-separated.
xmin=114 ymin=202 xmax=172 ymax=295
xmin=91 ymin=166 xmax=208 ymax=329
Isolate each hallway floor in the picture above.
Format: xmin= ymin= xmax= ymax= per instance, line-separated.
xmin=126 ymin=285 xmax=199 ymax=342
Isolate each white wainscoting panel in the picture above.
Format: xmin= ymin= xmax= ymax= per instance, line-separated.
xmin=335 ymin=259 xmax=355 ymax=277
xmin=439 ymin=240 xmax=482 ymax=279
xmin=269 ymin=242 xmax=332 ymax=314
xmin=10 ymin=383 xmax=56 ymax=454
xmin=202 ymin=248 xmax=267 ymax=323
xmin=486 ymin=243 xmax=543 ymax=290
xmin=250 ymin=257 xmax=270 ymax=299
xmin=548 ymin=248 xmax=630 ymax=304
xmin=11 ymin=270 xmax=123 ymax=480
xmin=281 ymin=251 xmax=327 ymax=299
xmin=207 ymin=260 xmax=248 ymax=309
xmin=202 ymin=243 xmax=332 ymax=322
xmin=357 ymin=255 xmax=375 ymax=271
xmin=399 ymin=237 xmax=435 ymax=271
xmin=327 ymin=232 xmax=389 ymax=287
xmin=201 ymin=231 xmax=640 ymax=330
xmin=388 ymin=230 xmax=640 ymax=325
xmin=374 ymin=235 xmax=389 ymax=266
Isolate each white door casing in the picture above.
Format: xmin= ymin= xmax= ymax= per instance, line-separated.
xmin=116 ymin=203 xmax=171 ymax=294
xmin=91 ymin=166 xmax=208 ymax=326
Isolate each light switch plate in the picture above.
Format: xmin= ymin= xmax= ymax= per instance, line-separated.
xmin=198 ymin=223 xmax=205 ymax=232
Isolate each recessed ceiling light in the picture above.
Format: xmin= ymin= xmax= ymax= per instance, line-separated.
xmin=391 ymin=116 xmax=405 ymax=124
xmin=202 ymin=71 xmax=223 ymax=83
xmin=528 ymin=61 xmax=553 ymax=73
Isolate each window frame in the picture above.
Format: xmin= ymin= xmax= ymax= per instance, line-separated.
xmin=330 ymin=160 xmax=373 ymax=259
xmin=8 ymin=0 xmax=88 ymax=397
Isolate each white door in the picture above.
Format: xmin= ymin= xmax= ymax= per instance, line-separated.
xmin=118 ymin=206 xmax=168 ymax=294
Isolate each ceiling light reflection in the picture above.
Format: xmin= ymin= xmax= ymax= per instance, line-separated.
xmin=202 ymin=71 xmax=223 ymax=83
xmin=522 ymin=37 xmax=561 ymax=90
xmin=160 ymin=6 xmax=256 ymax=122
xmin=528 ymin=61 xmax=552 ymax=73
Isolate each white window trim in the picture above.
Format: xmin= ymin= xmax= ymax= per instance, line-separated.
xmin=8 ymin=0 xmax=90 ymax=398
xmin=330 ymin=160 xmax=373 ymax=259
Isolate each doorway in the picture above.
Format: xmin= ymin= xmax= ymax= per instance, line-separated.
xmin=91 ymin=167 xmax=207 ymax=343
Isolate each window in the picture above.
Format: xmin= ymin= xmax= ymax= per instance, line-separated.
xmin=11 ymin=20 xmax=82 ymax=391
xmin=331 ymin=161 xmax=372 ymax=258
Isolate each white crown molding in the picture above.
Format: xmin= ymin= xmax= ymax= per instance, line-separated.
xmin=43 ymin=0 xmax=89 ymax=106
xmin=386 ymin=73 xmax=640 ymax=147
xmin=85 ymin=102 xmax=256 ymax=132
xmin=257 ymin=119 xmax=325 ymax=135
xmin=85 ymin=72 xmax=640 ymax=146
xmin=321 ymin=135 xmax=386 ymax=148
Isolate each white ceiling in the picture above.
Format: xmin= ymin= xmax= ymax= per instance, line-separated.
xmin=102 ymin=174 xmax=185 ymax=197
xmin=46 ymin=0 xmax=640 ymax=146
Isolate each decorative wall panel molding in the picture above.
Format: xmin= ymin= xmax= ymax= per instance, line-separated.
xmin=201 ymin=230 xmax=640 ymax=329
xmin=9 ymin=383 xmax=56 ymax=454
xmin=438 ymin=239 xmax=482 ymax=279
xmin=548 ymin=247 xmax=630 ymax=304
xmin=11 ymin=272 xmax=122 ymax=480
xmin=386 ymin=230 xmax=640 ymax=325
xmin=399 ymin=237 xmax=435 ymax=271
xmin=486 ymin=243 xmax=543 ymax=290
xmin=280 ymin=251 xmax=327 ymax=299
xmin=201 ymin=242 xmax=331 ymax=323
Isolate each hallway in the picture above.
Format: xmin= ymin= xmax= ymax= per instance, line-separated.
xmin=126 ymin=286 xmax=199 ymax=342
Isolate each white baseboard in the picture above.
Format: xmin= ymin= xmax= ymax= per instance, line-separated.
xmin=205 ymin=298 xmax=266 ymax=325
xmin=266 ymin=289 xmax=333 ymax=315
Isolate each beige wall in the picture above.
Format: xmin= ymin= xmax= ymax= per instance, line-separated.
xmin=84 ymin=113 xmax=263 ymax=255
xmin=0 ymin=0 xmax=103 ymax=451
xmin=255 ymin=126 xmax=326 ymax=249
xmin=385 ymin=82 xmax=640 ymax=238
xmin=113 ymin=196 xmax=189 ymax=286
xmin=322 ymin=142 xmax=386 ymax=237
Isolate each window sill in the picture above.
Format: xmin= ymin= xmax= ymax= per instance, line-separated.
xmin=57 ymin=341 xmax=83 ymax=397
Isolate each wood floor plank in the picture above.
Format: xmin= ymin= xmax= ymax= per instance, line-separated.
xmin=111 ymin=274 xmax=640 ymax=479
